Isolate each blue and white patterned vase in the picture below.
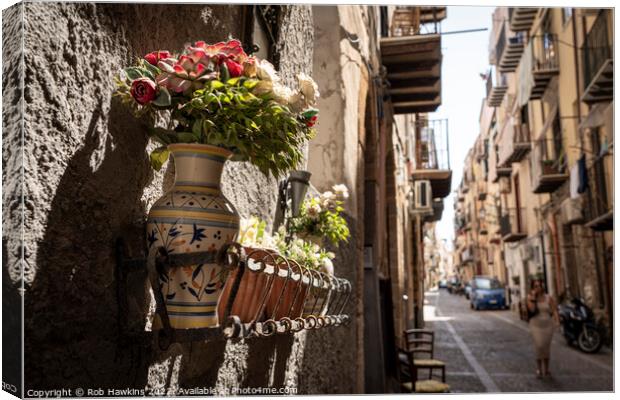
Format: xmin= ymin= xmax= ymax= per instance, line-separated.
xmin=146 ymin=143 xmax=239 ymax=329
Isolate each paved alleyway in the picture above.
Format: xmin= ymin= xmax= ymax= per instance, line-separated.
xmin=424 ymin=289 xmax=613 ymax=393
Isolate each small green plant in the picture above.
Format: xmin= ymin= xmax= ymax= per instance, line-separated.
xmin=288 ymin=184 xmax=351 ymax=246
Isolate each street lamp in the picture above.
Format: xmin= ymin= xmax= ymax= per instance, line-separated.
xmin=273 ymin=170 xmax=312 ymax=237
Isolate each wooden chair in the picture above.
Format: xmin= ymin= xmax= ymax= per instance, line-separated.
xmin=398 ymin=329 xmax=449 ymax=393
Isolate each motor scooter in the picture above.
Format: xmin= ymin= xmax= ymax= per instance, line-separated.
xmin=557 ymin=297 xmax=603 ymax=354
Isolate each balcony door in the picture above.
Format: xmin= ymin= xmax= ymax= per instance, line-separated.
xmin=590 ymin=128 xmax=609 ymax=216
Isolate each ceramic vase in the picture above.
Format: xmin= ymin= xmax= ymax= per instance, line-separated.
xmin=146 ymin=143 xmax=239 ymax=329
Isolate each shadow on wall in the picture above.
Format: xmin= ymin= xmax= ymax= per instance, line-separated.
xmin=22 ymin=2 xmax=314 ymax=392
xmin=299 ymin=215 xmax=358 ymax=394
xmin=24 ymin=98 xmax=155 ymax=389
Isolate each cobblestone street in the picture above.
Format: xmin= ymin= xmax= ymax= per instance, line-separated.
xmin=424 ymin=289 xmax=614 ymax=392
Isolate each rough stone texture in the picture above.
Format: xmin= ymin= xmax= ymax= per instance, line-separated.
xmin=2 ymin=5 xmax=25 ymax=397
xmin=3 ymin=2 xmax=358 ymax=394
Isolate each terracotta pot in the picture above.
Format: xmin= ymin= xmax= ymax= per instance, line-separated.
xmin=265 ymin=262 xmax=308 ymax=320
xmin=146 ymin=144 xmax=239 ymax=329
xmin=217 ymin=247 xmax=276 ymax=323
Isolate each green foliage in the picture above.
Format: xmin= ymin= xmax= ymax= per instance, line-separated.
xmin=115 ymin=71 xmax=315 ymax=177
xmin=288 ymin=196 xmax=350 ymax=247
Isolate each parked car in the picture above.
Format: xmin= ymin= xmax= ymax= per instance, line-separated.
xmin=438 ymin=279 xmax=448 ymax=289
xmin=469 ymin=276 xmax=507 ymax=310
xmin=464 ymin=281 xmax=472 ymax=299
xmin=447 ymin=276 xmax=461 ymax=294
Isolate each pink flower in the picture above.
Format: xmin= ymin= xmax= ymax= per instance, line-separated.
xmin=144 ymin=51 xmax=171 ymax=66
xmin=188 ymin=39 xmax=249 ymax=65
xmin=225 ymin=59 xmax=243 ymax=77
xmin=155 ymin=55 xmax=215 ymax=93
xmin=130 ymin=78 xmax=158 ymax=105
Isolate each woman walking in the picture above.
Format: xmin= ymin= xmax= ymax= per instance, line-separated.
xmin=527 ymin=279 xmax=560 ymax=378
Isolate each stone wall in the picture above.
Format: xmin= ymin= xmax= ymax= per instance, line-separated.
xmin=3 ymin=2 xmax=358 ymax=395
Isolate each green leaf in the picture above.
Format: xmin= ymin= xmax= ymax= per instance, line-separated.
xmin=150 ymin=147 xmax=170 ymax=171
xmin=192 ymin=119 xmax=203 ymax=137
xmin=220 ymin=63 xmax=230 ymax=82
xmin=176 ymin=131 xmax=200 ymax=142
xmin=227 ymin=77 xmax=241 ymax=86
xmin=243 ymin=79 xmax=259 ymax=90
xmin=210 ymin=80 xmax=224 ymax=90
xmin=143 ymin=62 xmax=161 ymax=78
xmin=152 ymin=87 xmax=171 ymax=107
xmin=125 ymin=67 xmax=144 ymax=80
xmin=147 ymin=127 xmax=175 ymax=145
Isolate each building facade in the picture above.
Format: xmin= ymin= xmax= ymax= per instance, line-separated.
xmin=453 ymin=7 xmax=613 ymax=331
xmin=3 ymin=3 xmax=450 ymax=395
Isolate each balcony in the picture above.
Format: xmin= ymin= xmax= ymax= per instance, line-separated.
xmin=496 ymin=22 xmax=526 ymax=73
xmin=581 ymin=11 xmax=613 ymax=104
xmin=425 ymin=199 xmax=445 ymax=223
xmin=529 ymin=34 xmax=560 ymax=100
xmin=508 ymin=7 xmax=538 ymax=32
xmin=410 ymin=118 xmax=452 ymax=198
xmin=584 ymin=155 xmax=613 ymax=231
xmin=531 ymin=136 xmax=568 ymax=194
xmin=475 ymin=137 xmax=488 ymax=161
xmin=381 ymin=7 xmax=442 ymax=113
xmin=500 ymin=207 xmax=527 ymax=242
xmin=477 ymin=181 xmax=487 ymax=201
xmin=486 ymin=68 xmax=508 ymax=107
xmin=419 ymin=6 xmax=447 ymax=24
xmin=462 ymin=245 xmax=474 ymax=263
xmin=498 ymin=120 xmax=531 ymax=167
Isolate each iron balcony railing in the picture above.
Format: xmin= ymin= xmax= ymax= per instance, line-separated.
xmin=387 ymin=6 xmax=442 ymax=37
xmin=585 ymin=155 xmax=612 ymax=225
xmin=583 ymin=11 xmax=611 ymax=90
xmin=532 ymin=136 xmax=567 ymax=176
xmin=531 ymin=33 xmax=559 ymax=72
xmin=498 ymin=120 xmax=531 ymax=167
xmin=414 ymin=118 xmax=450 ymax=171
xmin=499 ymin=207 xmax=526 ymax=239
xmin=495 ymin=22 xmax=525 ymax=68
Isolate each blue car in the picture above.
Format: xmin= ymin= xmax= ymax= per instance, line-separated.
xmin=469 ymin=276 xmax=507 ymax=310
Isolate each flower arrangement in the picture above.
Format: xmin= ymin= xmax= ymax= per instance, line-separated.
xmin=237 ymin=217 xmax=335 ymax=275
xmin=288 ymin=184 xmax=350 ymax=246
xmin=114 ymin=39 xmax=319 ymax=177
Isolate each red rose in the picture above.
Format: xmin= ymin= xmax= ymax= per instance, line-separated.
xmin=225 ymin=59 xmax=243 ymax=77
xmin=144 ymin=50 xmax=171 ymax=66
xmin=130 ymin=78 xmax=158 ymax=105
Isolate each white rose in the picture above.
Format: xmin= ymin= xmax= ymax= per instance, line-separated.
xmin=320 ymin=257 xmax=334 ymax=276
xmin=253 ymin=80 xmax=273 ymax=96
xmin=332 ymin=184 xmax=349 ymax=200
xmin=272 ymin=83 xmax=293 ymax=105
xmin=298 ymin=72 xmax=319 ymax=105
xmin=256 ymin=59 xmax=280 ymax=82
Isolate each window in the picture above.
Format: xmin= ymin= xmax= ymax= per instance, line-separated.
xmin=242 ymin=6 xmax=282 ymax=68
xmin=562 ymin=8 xmax=573 ymax=26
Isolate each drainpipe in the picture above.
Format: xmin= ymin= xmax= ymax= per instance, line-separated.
xmin=547 ymin=214 xmax=563 ymax=299
xmin=539 ymin=230 xmax=549 ymax=294
xmin=572 ymin=10 xmax=583 ymax=148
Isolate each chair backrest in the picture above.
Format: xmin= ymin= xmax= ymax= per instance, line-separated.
xmin=403 ymin=329 xmax=435 ymax=359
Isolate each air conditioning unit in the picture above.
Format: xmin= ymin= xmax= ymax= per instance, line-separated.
xmin=561 ymin=197 xmax=584 ymax=225
xmin=520 ymin=244 xmax=534 ymax=261
xmin=411 ymin=180 xmax=433 ymax=214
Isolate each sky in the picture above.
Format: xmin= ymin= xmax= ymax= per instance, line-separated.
xmin=431 ymin=6 xmax=495 ymax=247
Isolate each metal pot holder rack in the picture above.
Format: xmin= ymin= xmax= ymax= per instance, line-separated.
xmin=116 ymin=239 xmax=352 ymax=350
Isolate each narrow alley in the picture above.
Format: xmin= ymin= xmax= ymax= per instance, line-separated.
xmin=424 ymin=289 xmax=613 ymax=392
